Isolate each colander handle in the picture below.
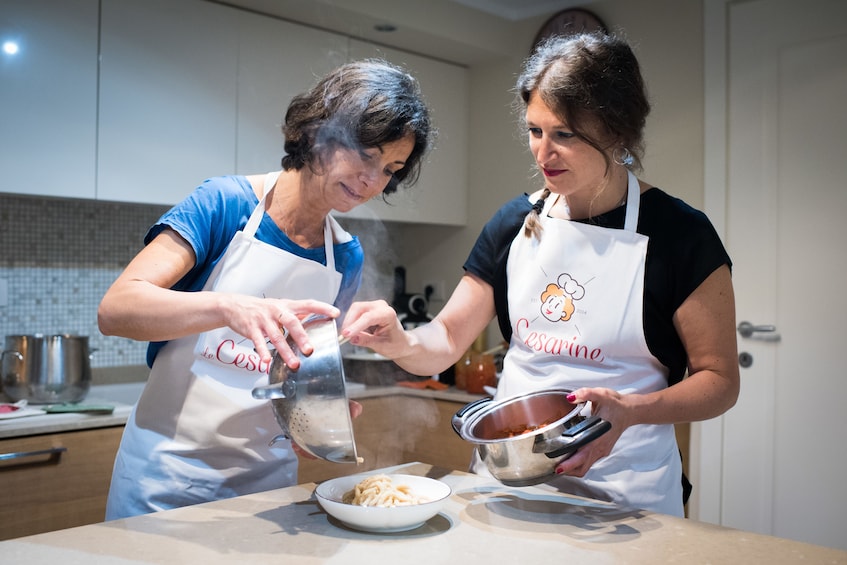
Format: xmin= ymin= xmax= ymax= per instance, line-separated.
xmin=251 ymin=380 xmax=296 ymax=400
xmin=451 ymin=396 xmax=492 ymax=437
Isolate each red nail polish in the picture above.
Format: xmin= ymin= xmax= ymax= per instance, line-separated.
xmin=555 ymin=467 xmax=564 ymax=475
xmin=566 ymin=394 xmax=576 ymax=402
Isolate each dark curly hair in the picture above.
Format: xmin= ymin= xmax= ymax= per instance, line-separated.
xmin=281 ymin=59 xmax=433 ymax=197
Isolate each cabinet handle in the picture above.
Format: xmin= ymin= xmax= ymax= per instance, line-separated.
xmin=0 ymin=446 xmax=68 ymax=462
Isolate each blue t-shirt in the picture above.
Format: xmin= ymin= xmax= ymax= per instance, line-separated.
xmin=144 ymin=175 xmax=364 ymax=366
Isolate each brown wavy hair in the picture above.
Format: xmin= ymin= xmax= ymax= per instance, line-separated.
xmin=517 ymin=32 xmax=650 ymax=238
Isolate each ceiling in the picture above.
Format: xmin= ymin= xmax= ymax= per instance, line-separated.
xmin=449 ymin=0 xmax=588 ymax=21
xmin=213 ymin=0 xmax=592 ymax=65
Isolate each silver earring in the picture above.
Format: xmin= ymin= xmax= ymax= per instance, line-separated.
xmin=613 ymin=147 xmax=634 ymax=167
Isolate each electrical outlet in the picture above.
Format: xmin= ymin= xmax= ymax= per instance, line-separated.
xmin=423 ymin=279 xmax=446 ymax=302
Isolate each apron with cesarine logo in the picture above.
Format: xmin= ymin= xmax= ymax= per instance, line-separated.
xmin=478 ymin=171 xmax=683 ymax=516
xmin=106 ymin=172 xmax=342 ymax=519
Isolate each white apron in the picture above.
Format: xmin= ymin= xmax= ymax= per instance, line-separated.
xmin=475 ymin=171 xmax=683 ymax=516
xmin=106 ymin=172 xmax=342 ymax=519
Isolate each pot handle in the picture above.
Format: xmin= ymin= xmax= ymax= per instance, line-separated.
xmin=451 ymin=396 xmax=492 ymax=437
xmin=0 ymin=350 xmax=24 ymax=363
xmin=539 ymin=415 xmax=612 ymax=459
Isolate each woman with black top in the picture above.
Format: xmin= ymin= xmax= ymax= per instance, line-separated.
xmin=342 ymin=33 xmax=739 ymax=516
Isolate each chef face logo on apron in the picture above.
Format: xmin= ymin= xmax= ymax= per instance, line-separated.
xmin=507 ymin=171 xmax=649 ymax=371
xmin=540 ymin=273 xmax=586 ymax=323
xmin=515 ymin=266 xmax=605 ymax=365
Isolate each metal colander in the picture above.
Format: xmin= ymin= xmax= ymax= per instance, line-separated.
xmin=252 ymin=316 xmax=359 ymax=464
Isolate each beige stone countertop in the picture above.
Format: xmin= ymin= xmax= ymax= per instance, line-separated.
xmin=0 ymin=382 xmax=480 ymax=439
xmin=2 ymin=461 xmax=845 ymax=564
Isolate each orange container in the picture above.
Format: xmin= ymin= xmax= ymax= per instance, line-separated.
xmin=454 ymin=351 xmax=473 ymax=390
xmin=465 ymin=353 xmax=496 ymax=394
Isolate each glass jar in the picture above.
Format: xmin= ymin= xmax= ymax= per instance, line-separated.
xmin=454 ymin=350 xmax=473 ymax=390
xmin=465 ymin=353 xmax=496 ymax=394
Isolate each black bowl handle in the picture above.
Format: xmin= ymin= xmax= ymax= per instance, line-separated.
xmin=540 ymin=415 xmax=612 ymax=459
xmin=451 ymin=396 xmax=493 ymax=437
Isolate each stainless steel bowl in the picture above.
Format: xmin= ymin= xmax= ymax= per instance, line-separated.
xmin=452 ymin=389 xmax=611 ymax=486
xmin=251 ymin=316 xmax=359 ymax=464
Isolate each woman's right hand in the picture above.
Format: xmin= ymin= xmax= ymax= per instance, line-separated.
xmin=220 ymin=295 xmax=340 ymax=370
xmin=340 ymin=275 xmax=497 ymax=377
xmin=339 ymin=300 xmax=409 ymax=358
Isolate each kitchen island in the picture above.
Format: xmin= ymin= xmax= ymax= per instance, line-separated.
xmin=0 ymin=382 xmax=480 ymax=539
xmin=2 ymin=462 xmax=844 ymax=564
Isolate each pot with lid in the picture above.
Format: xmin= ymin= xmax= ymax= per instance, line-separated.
xmin=251 ymin=316 xmax=359 ymax=464
xmin=1 ymin=334 xmax=93 ymax=404
xmin=452 ymin=389 xmax=611 ymax=486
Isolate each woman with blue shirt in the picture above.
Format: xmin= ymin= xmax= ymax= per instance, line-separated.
xmin=98 ymin=59 xmax=432 ymax=519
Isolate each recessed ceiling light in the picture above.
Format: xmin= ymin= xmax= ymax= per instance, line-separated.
xmin=3 ymin=40 xmax=20 ymax=55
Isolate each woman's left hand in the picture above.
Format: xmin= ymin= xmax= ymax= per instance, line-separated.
xmin=553 ymin=387 xmax=634 ymax=477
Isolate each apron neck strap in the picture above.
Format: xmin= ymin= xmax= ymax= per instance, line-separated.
xmin=539 ymin=169 xmax=641 ymax=231
xmin=623 ymin=170 xmax=640 ymax=232
xmin=243 ymin=172 xmax=281 ymax=236
xmin=244 ymin=171 xmax=336 ymax=271
xmin=323 ymin=216 xmax=336 ymax=272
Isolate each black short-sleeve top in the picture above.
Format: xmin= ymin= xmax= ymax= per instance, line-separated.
xmin=464 ymin=187 xmax=731 ymax=386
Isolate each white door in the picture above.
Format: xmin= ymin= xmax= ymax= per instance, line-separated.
xmin=698 ymin=0 xmax=847 ymax=550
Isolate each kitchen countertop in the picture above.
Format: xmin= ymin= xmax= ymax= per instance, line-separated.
xmin=0 ymin=383 xmax=141 ymax=439
xmin=2 ymin=461 xmax=844 ymax=564
xmin=0 ymin=382 xmax=481 ymax=440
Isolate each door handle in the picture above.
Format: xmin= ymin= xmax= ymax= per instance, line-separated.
xmin=737 ymin=321 xmax=781 ymax=341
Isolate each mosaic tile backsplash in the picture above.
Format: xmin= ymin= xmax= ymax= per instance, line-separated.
xmin=0 ymin=193 xmax=401 ymax=368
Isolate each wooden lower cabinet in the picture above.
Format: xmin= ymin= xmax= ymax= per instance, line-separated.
xmin=0 ymin=426 xmax=123 ymax=540
xmin=298 ymin=396 xmax=474 ymax=484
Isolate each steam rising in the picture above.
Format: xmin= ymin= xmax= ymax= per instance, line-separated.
xmin=340 ymin=215 xmax=402 ymax=302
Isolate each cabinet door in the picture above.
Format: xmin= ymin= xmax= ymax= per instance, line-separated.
xmin=0 ymin=426 xmax=124 ymax=540
xmin=0 ymin=0 xmax=98 ymax=199
xmin=235 ymin=12 xmax=348 ymax=175
xmin=97 ymin=0 xmax=238 ymax=205
xmin=338 ymin=40 xmax=469 ymax=226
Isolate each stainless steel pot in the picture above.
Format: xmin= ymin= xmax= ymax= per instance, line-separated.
xmin=251 ymin=316 xmax=359 ymax=464
xmin=452 ymin=389 xmax=611 ymax=486
xmin=1 ymin=334 xmax=93 ymax=404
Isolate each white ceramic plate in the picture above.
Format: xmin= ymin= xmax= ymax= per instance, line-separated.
xmin=315 ymin=473 xmax=451 ymax=533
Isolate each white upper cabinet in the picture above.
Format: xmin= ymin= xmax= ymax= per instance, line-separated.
xmin=97 ymin=0 xmax=239 ymax=205
xmin=2 ymin=0 xmax=468 ymax=225
xmin=235 ymin=12 xmax=348 ymax=175
xmin=0 ymin=0 xmax=98 ymax=199
xmin=336 ymin=40 xmax=469 ymax=226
